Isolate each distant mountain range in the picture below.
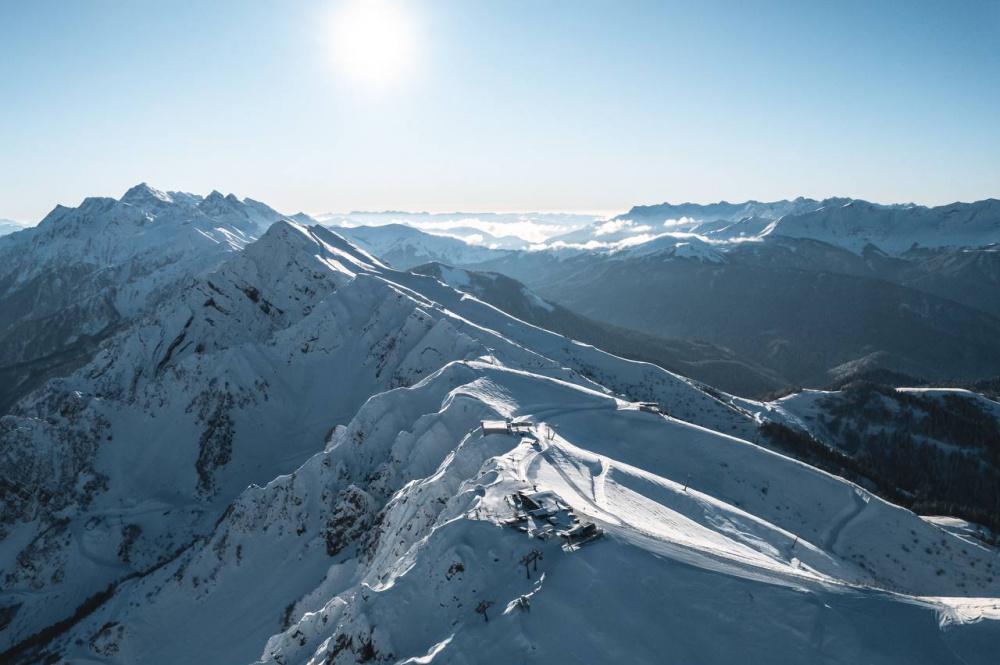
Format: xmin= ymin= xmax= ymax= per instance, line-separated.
xmin=316 ymin=210 xmax=600 ymax=250
xmin=340 ymin=197 xmax=1000 ymax=392
xmin=0 ymin=219 xmax=25 ymax=237
xmin=547 ymin=197 xmax=1000 ymax=255
xmin=3 ymin=186 xmax=1000 ymax=664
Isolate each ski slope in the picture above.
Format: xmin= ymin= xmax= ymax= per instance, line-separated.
xmin=30 ymin=362 xmax=1000 ymax=664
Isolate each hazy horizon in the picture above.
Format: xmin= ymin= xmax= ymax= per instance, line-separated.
xmin=8 ymin=181 xmax=1000 ymax=228
xmin=2 ymin=0 xmax=998 ymax=221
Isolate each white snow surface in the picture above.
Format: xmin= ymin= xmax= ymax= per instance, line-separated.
xmin=537 ymin=197 xmax=1000 ymax=257
xmin=1 ymin=217 xmax=998 ymax=664
xmin=0 ymin=182 xmax=300 ymax=321
xmin=762 ymin=199 xmax=1000 ymax=255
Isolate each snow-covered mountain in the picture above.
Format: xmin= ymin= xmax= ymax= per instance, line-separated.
xmin=329 ymin=223 xmax=515 ymax=269
xmin=0 ymin=218 xmax=751 ymax=659
xmin=545 ymin=197 xmax=847 ymax=247
xmin=0 ymin=219 xmax=26 ymax=237
xmin=539 ymin=197 xmax=1000 ymax=257
xmin=620 ymin=197 xmax=854 ymax=225
xmin=763 ymin=199 xmax=1000 ymax=254
xmin=0 ymin=183 xmax=300 ymax=412
xmin=769 ymin=383 xmax=1000 ymax=533
xmin=2 ymin=213 xmax=999 ymax=663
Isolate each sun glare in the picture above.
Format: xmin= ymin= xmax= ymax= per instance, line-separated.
xmin=330 ymin=0 xmax=417 ymax=88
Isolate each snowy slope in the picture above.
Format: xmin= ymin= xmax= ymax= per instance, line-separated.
xmin=23 ymin=362 xmax=1000 ymax=664
xmin=0 ymin=220 xmax=754 ymax=657
xmin=762 ymin=199 xmax=1000 ymax=255
xmin=772 ymin=385 xmax=1000 ymax=446
xmin=0 ymin=183 xmax=297 ymax=412
xmin=0 ymin=182 xmax=296 ymax=319
xmin=2 ymin=219 xmax=999 ymax=664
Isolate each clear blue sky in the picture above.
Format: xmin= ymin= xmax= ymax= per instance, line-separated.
xmin=1 ymin=0 xmax=998 ymax=221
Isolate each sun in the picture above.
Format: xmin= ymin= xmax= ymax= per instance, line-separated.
xmin=330 ymin=0 xmax=418 ymax=87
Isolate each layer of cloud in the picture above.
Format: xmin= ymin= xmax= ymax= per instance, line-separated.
xmin=593 ymin=219 xmax=653 ymax=237
xmin=662 ymin=216 xmax=696 ymax=228
xmin=319 ymin=211 xmax=601 ymax=245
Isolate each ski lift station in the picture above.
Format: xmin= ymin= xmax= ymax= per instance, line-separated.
xmin=481 ymin=419 xmax=534 ymax=435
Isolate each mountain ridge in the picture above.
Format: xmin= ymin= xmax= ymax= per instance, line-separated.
xmin=2 ymin=187 xmax=1000 ymax=664
xmin=0 ymin=183 xmax=303 ymax=413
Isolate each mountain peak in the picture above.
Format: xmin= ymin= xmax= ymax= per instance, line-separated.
xmin=246 ymin=220 xmax=387 ymax=279
xmin=199 ymin=190 xmax=246 ymax=210
xmin=120 ymin=182 xmax=173 ymax=207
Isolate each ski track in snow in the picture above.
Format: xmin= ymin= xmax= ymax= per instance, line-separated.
xmin=824 ymin=489 xmax=869 ymax=555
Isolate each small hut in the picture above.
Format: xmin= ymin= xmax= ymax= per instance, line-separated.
xmin=481 ymin=420 xmax=512 ymax=435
